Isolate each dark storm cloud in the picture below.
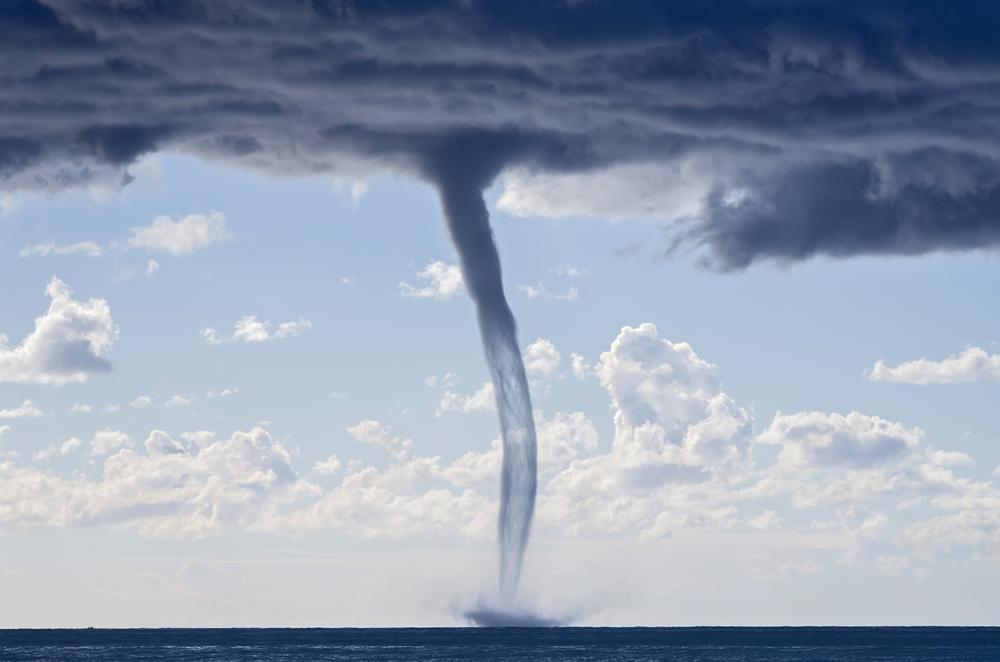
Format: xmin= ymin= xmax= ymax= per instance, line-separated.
xmin=3 ymin=0 xmax=1000 ymax=268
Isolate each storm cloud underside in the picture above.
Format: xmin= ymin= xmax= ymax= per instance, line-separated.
xmin=1 ymin=0 xmax=1000 ymax=268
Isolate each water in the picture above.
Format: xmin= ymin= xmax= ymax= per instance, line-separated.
xmin=1 ymin=627 xmax=997 ymax=661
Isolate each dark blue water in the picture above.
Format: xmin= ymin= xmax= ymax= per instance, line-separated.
xmin=1 ymin=627 xmax=997 ymax=661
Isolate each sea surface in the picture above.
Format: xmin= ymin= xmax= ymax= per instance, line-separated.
xmin=1 ymin=627 xmax=998 ymax=661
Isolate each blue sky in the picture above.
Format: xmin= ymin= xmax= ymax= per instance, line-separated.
xmin=2 ymin=154 xmax=1000 ymax=625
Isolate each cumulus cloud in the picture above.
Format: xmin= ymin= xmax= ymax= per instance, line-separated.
xmin=312 ymin=455 xmax=342 ymax=476
xmin=530 ymin=325 xmax=755 ymax=540
xmin=0 ymin=321 xmax=995 ymax=567
xmin=424 ymin=372 xmax=458 ymax=389
xmin=570 ymin=353 xmax=592 ymax=379
xmin=68 ymin=403 xmax=91 ymax=414
xmin=130 ymin=395 xmax=152 ymax=409
xmin=596 ymin=323 xmax=724 ymax=440
xmin=0 ymin=426 xmax=300 ymax=538
xmin=200 ymin=328 xmax=223 ymax=346
xmin=203 ymin=316 xmax=312 ymax=345
xmin=0 ymin=277 xmax=117 ymax=384
xmin=19 ymin=241 xmax=102 ymax=258
xmin=928 ymin=450 xmax=974 ymax=468
xmin=164 ymin=395 xmax=193 ymax=408
xmin=524 ymin=338 xmax=561 ymax=377
xmin=551 ymin=264 xmax=588 ymax=278
xmin=126 ymin=211 xmax=231 ymax=256
xmin=0 ymin=400 xmax=44 ymax=419
xmin=750 ymin=411 xmax=974 ymax=511
xmin=232 ymin=317 xmax=272 ymax=343
xmin=273 ymin=319 xmax=312 ymax=339
xmin=436 ymin=382 xmax=496 ymax=416
xmin=348 ymin=420 xmax=415 ymax=463
xmin=870 ymin=347 xmax=1000 ymax=385
xmin=1 ymin=2 xmax=998 ymax=268
xmin=757 ymin=411 xmax=924 ymax=470
xmin=517 ymin=283 xmax=579 ymax=301
xmin=399 ymin=261 xmax=464 ymax=300
xmin=89 ymin=429 xmax=133 ymax=456
xmin=33 ymin=437 xmax=82 ymax=462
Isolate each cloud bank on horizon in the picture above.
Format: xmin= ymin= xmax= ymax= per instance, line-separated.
xmin=2 ymin=0 xmax=1000 ymax=268
xmin=0 ymin=323 xmax=991 ymax=570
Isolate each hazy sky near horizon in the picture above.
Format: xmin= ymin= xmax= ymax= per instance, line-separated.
xmin=3 ymin=0 xmax=1000 ymax=627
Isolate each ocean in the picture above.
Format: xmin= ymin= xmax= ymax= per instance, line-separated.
xmin=1 ymin=627 xmax=998 ymax=661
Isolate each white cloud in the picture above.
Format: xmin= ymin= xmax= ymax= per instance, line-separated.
xmin=164 ymin=395 xmax=193 ymax=408
xmin=206 ymin=316 xmax=313 ymax=345
xmin=554 ymin=287 xmax=578 ymax=301
xmin=928 ymin=450 xmax=974 ymax=467
xmin=0 ymin=277 xmax=117 ymax=384
xmin=333 ymin=178 xmax=368 ymax=205
xmin=90 ymin=429 xmax=133 ymax=456
xmin=0 ymin=320 xmax=995 ymax=572
xmin=130 ymin=395 xmax=152 ymax=409
xmin=570 ymin=353 xmax=592 ymax=379
xmin=200 ymin=327 xmax=223 ymax=345
xmin=436 ymin=382 xmax=496 ymax=416
xmin=424 ymin=372 xmax=457 ymax=388
xmin=61 ymin=437 xmax=83 ymax=455
xmin=757 ymin=411 xmax=923 ymax=470
xmin=399 ymin=261 xmax=464 ymax=300
xmin=596 ymin=323 xmax=724 ymax=440
xmin=347 ymin=420 xmax=414 ymax=463
xmin=517 ymin=282 xmax=578 ymax=301
xmin=748 ymin=411 xmax=976 ymax=511
xmin=518 ymin=283 xmax=543 ymax=299
xmin=232 ymin=316 xmax=271 ymax=343
xmin=0 ymin=400 xmax=43 ymax=419
xmin=206 ymin=388 xmax=238 ymax=399
xmin=33 ymin=437 xmax=83 ymax=462
xmin=0 ymin=192 xmax=23 ymax=217
xmin=904 ymin=509 xmax=1000 ymax=561
xmin=19 ymin=241 xmax=102 ymax=258
xmin=1 ymin=426 xmax=299 ymax=538
xmin=497 ymin=160 xmax=712 ymax=222
xmin=145 ymin=259 xmax=160 ymax=277
xmin=551 ymin=264 xmax=588 ymax=278
xmin=532 ymin=325 xmax=756 ymax=539
xmin=524 ymin=338 xmax=561 ymax=377
xmin=870 ymin=347 xmax=1000 ymax=385
xmin=126 ymin=211 xmax=231 ymax=256
xmin=312 ymin=455 xmax=342 ymax=475
xmin=273 ymin=319 xmax=312 ymax=339
xmin=69 ymin=403 xmax=92 ymax=414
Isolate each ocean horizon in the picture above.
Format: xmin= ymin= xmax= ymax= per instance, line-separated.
xmin=2 ymin=627 xmax=999 ymax=661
